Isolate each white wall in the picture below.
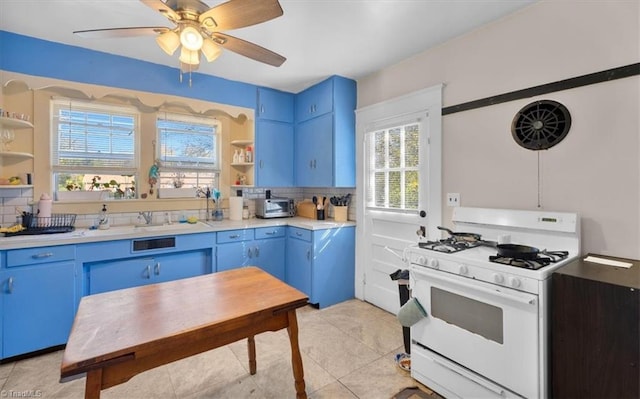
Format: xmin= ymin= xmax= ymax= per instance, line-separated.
xmin=357 ymin=0 xmax=640 ymax=259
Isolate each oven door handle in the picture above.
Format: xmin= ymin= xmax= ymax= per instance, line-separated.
xmin=411 ymin=267 xmax=537 ymax=306
xmin=431 ymin=356 xmax=505 ymax=396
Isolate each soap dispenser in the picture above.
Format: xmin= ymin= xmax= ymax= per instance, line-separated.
xmin=98 ymin=204 xmax=110 ymax=230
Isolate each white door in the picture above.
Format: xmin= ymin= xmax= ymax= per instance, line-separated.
xmin=355 ymin=85 xmax=443 ymax=313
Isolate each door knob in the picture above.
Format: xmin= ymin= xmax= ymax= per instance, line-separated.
xmin=419 ymin=210 xmax=427 ymax=218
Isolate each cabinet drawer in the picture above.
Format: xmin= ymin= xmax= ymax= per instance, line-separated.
xmin=6 ymin=245 xmax=76 ymax=267
xmin=217 ymin=229 xmax=254 ymax=244
xmin=255 ymin=226 xmax=286 ymax=239
xmin=288 ymin=227 xmax=312 ymax=242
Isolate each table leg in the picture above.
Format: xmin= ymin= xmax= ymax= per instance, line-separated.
xmin=248 ymin=335 xmax=257 ymax=375
xmin=84 ymin=368 xmax=103 ymax=399
xmin=286 ymin=309 xmax=307 ymax=399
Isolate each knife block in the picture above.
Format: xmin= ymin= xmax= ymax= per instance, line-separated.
xmin=334 ymin=206 xmax=348 ymax=222
xmin=297 ymin=201 xmax=317 ymax=219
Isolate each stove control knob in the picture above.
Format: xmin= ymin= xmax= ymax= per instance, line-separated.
xmin=458 ymin=265 xmax=469 ymax=275
xmin=417 ymin=256 xmax=426 ymax=266
xmin=428 ymin=259 xmax=439 ymax=269
xmin=493 ymin=273 xmax=505 ymax=284
xmin=509 ymin=277 xmax=522 ymax=288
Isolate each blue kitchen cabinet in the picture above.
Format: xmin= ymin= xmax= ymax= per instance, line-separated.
xmin=86 ymin=250 xmax=209 ymax=295
xmin=79 ymin=233 xmax=215 ymax=295
xmin=294 ymin=76 xmax=356 ymax=188
xmin=295 ymin=79 xmax=333 ymax=122
xmin=256 ymin=88 xmax=295 ymax=187
xmin=286 ymin=226 xmax=355 ymax=308
xmin=295 ymin=113 xmax=334 ymax=187
xmin=257 ymin=87 xmax=294 ymax=123
xmin=256 ymin=120 xmax=294 ymax=187
xmin=1 ymin=245 xmax=76 ymax=359
xmin=216 ymin=228 xmax=254 ymax=272
xmin=253 ymin=226 xmax=286 ymax=280
xmin=216 ymin=227 xmax=286 ymax=280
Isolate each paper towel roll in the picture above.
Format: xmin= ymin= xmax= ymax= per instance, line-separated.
xmin=229 ymin=196 xmax=243 ymax=221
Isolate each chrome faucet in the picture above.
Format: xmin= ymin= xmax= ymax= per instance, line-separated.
xmin=139 ymin=211 xmax=153 ymax=225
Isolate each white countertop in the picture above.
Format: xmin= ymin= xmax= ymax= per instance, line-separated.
xmin=0 ymin=217 xmax=356 ymax=250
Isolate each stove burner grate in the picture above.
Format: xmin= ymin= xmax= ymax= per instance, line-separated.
xmin=419 ymin=238 xmax=481 ymax=253
xmin=489 ymin=250 xmax=569 ymax=270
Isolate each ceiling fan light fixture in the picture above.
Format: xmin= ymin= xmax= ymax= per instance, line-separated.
xmin=156 ymin=30 xmax=180 ymax=55
xmin=201 ymin=39 xmax=222 ymax=62
xmin=179 ymin=47 xmax=200 ymax=65
xmin=180 ymin=26 xmax=203 ymax=51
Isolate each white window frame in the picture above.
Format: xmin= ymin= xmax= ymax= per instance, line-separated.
xmin=50 ymin=98 xmax=140 ymax=198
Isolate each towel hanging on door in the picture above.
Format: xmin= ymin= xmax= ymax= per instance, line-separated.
xmin=397 ymin=297 xmax=427 ymax=327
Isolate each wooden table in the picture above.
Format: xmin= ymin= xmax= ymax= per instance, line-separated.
xmin=60 ymin=267 xmax=309 ymax=399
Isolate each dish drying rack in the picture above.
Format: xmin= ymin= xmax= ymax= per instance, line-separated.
xmin=6 ymin=213 xmax=77 ymax=236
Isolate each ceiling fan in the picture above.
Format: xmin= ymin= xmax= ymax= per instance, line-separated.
xmin=73 ymin=0 xmax=286 ymax=77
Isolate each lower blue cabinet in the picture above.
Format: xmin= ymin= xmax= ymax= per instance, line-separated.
xmin=87 ymin=250 xmax=210 ymax=295
xmin=216 ymin=227 xmax=286 ymax=280
xmin=1 ymin=262 xmax=75 ymax=358
xmin=286 ymin=226 xmax=355 ymax=308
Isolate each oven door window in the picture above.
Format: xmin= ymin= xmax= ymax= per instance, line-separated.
xmin=431 ymin=287 xmax=503 ymax=344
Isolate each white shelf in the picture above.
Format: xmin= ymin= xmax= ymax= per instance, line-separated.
xmin=0 ymin=151 xmax=34 ymax=160
xmin=0 ymin=116 xmax=33 ymax=129
xmin=231 ymin=162 xmax=254 ymax=166
xmin=231 ymin=140 xmax=253 ymax=146
xmin=231 ymin=185 xmax=254 ymax=188
xmin=0 ymin=184 xmax=32 ymax=189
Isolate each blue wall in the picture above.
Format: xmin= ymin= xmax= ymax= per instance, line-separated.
xmin=0 ymin=31 xmax=259 ymax=109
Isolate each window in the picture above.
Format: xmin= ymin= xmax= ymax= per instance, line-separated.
xmin=366 ymin=122 xmax=420 ymax=210
xmin=51 ymin=99 xmax=139 ymax=199
xmin=156 ymin=113 xmax=220 ymax=191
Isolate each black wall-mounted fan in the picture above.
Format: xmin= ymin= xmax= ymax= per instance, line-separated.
xmin=511 ymin=100 xmax=571 ymax=150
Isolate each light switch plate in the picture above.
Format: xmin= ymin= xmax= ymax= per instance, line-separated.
xmin=447 ymin=193 xmax=460 ymax=207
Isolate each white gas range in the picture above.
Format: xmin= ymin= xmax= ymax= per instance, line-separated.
xmin=406 ymin=207 xmax=580 ymax=399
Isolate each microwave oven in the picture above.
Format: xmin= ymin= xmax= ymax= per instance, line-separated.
xmin=255 ymin=198 xmax=295 ymax=219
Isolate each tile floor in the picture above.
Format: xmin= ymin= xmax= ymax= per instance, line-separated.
xmin=0 ymin=299 xmax=432 ymax=398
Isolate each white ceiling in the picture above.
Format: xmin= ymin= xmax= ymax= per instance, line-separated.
xmin=0 ymin=0 xmax=536 ymax=93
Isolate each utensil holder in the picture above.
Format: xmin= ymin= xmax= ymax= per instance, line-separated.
xmin=316 ymin=209 xmax=325 ymax=220
xmin=334 ymin=206 xmax=348 ymax=222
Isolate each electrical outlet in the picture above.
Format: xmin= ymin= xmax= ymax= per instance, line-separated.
xmin=447 ymin=193 xmax=460 ymax=207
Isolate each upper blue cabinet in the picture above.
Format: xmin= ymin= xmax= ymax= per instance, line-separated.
xmin=256 ymin=88 xmax=295 ymax=187
xmin=257 ymin=88 xmax=294 ymax=123
xmin=294 ymin=76 xmax=356 ymax=188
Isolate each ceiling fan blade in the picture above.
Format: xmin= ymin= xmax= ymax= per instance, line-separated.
xmin=199 ymin=0 xmax=283 ymax=32
xmin=212 ymin=32 xmax=285 ymax=67
xmin=139 ymin=0 xmax=181 ymax=22
xmin=74 ymin=27 xmax=169 ymax=38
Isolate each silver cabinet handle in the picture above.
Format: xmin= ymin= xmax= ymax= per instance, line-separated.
xmin=7 ymin=277 xmax=14 ymax=294
xmin=265 ymin=231 xmax=276 ymax=235
xmin=32 ymin=252 xmax=54 ymax=259
xmin=248 ymin=248 xmax=253 ymax=258
xmin=254 ymin=246 xmax=260 ymax=257
xmin=229 ymin=234 xmax=240 ymax=239
xmin=296 ymin=232 xmax=303 ymax=237
xmin=260 ymin=105 xmax=265 ymax=114
xmin=154 ymin=262 xmax=161 ymax=275
xmin=145 ymin=265 xmax=152 ymax=279
xmin=306 ymin=250 xmax=311 ymax=261
xmin=313 ymin=159 xmax=317 ymax=169
xmin=309 ymin=160 xmax=313 ymax=168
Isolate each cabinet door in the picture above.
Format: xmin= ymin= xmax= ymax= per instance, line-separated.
xmin=285 ymin=237 xmax=312 ymax=297
xmin=253 ymin=237 xmax=286 ymax=281
xmin=88 ymin=257 xmax=156 ymax=295
xmin=311 ymin=227 xmax=355 ymax=308
xmin=2 ymin=263 xmax=75 ymax=358
xmin=257 ymin=88 xmax=294 ymax=122
xmin=295 ymin=79 xmax=333 ymax=122
xmin=256 ymin=120 xmax=294 ymax=187
xmin=295 ymin=113 xmax=333 ymax=187
xmin=152 ymin=250 xmax=210 ymax=284
xmin=216 ymin=241 xmax=252 ymax=272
